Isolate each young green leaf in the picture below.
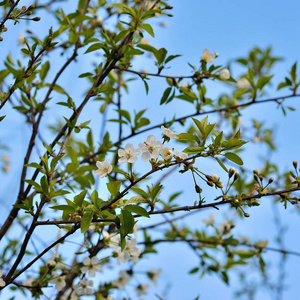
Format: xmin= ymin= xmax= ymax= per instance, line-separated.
xmin=124 ymin=204 xmax=149 ymax=218
xmin=224 ymin=152 xmax=244 ymax=165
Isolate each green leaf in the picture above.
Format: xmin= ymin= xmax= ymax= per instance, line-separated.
xmin=141 ymin=23 xmax=155 ymax=37
xmin=39 ymin=61 xmax=50 ymax=81
xmin=143 ymin=79 xmax=149 ymax=94
xmin=224 ymin=152 xmax=244 ymax=165
xmin=233 ymin=250 xmax=256 ymax=259
xmin=120 ymin=210 xmax=135 ymax=236
xmin=49 ymin=205 xmax=75 ymax=213
xmin=214 ymin=131 xmax=223 ymax=146
xmin=215 ymin=157 xmax=228 ymax=173
xmin=182 ymin=147 xmax=204 ymax=154
xmin=256 ymin=75 xmax=273 ymax=90
xmin=85 ymin=43 xmax=103 ymax=54
xmin=137 ymin=43 xmax=157 ymax=54
xmin=290 ymin=62 xmax=297 ymax=82
xmin=115 ymin=109 xmax=131 ymax=123
xmin=45 ymin=83 xmax=69 ymax=96
xmin=177 ymin=133 xmax=198 ymax=141
xmin=24 ymin=179 xmax=41 ymax=189
xmin=192 ymin=117 xmax=205 ymax=136
xmin=124 ymin=204 xmax=149 ymax=218
xmin=40 ymin=176 xmax=49 ymax=195
xmin=165 ymin=54 xmax=181 ymax=64
xmin=24 ymin=162 xmax=42 ymax=169
xmin=81 ymin=211 xmax=93 ymax=233
xmin=130 ymin=187 xmax=149 ymax=198
xmin=154 ymin=48 xmax=167 ymax=65
xmin=77 ymin=0 xmax=87 ymax=12
xmin=74 ymin=190 xmax=87 ymax=207
xmin=189 ymin=267 xmax=199 ymax=274
xmin=180 ymin=87 xmax=198 ymax=101
xmin=79 ymin=72 xmax=93 ymax=78
xmin=222 ymin=138 xmax=248 ymax=150
xmin=114 ymin=3 xmax=136 ymax=16
xmin=160 ymin=87 xmax=172 ymax=105
xmin=126 ymin=196 xmax=149 ymax=204
xmin=107 ymin=181 xmax=122 ymax=197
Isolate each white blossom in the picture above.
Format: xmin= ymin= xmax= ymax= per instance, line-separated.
xmin=17 ymin=33 xmax=25 ymax=45
xmin=203 ymin=213 xmax=215 ymax=225
xmin=136 ymin=284 xmax=150 ymax=296
xmin=94 ymin=159 xmax=112 ymax=178
xmin=138 ymin=135 xmax=162 ymax=161
xmin=175 ymin=149 xmax=188 ymax=160
xmin=115 ymin=239 xmax=141 ymax=264
xmin=73 ymin=278 xmax=94 ymax=296
xmin=118 ymin=143 xmax=140 ymax=163
xmin=46 ymin=258 xmax=56 ymax=268
xmin=236 ymin=77 xmax=250 ymax=89
xmin=147 ymin=268 xmax=161 ymax=285
xmin=219 ymin=69 xmax=230 ymax=80
xmin=112 ymin=270 xmax=130 ymax=289
xmin=160 ymin=146 xmax=174 ymax=160
xmin=49 ymin=272 xmax=66 ymax=291
xmin=2 ymin=154 xmax=9 ymax=173
xmin=22 ymin=276 xmax=35 ymax=287
xmin=102 ymin=231 xmax=120 ymax=249
xmin=80 ymin=256 xmax=102 ymax=277
xmin=62 ymin=288 xmax=79 ymax=300
xmin=211 ymin=174 xmax=220 ymax=183
xmin=161 ymin=125 xmax=178 ymax=139
xmin=0 ymin=270 xmax=5 ymax=287
xmin=133 ymin=223 xmax=138 ymax=240
xmin=201 ymin=48 xmax=215 ymax=63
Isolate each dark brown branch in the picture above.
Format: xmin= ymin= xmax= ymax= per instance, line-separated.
xmin=32 ymin=185 xmax=300 ymax=226
xmin=0 ymin=47 xmax=46 ymax=110
xmin=0 ymin=0 xmax=21 ymax=29
xmin=141 ymin=238 xmax=300 ymax=257
xmin=114 ymin=66 xmax=196 ymax=80
xmin=81 ymin=93 xmax=300 ymax=163
xmin=5 ymin=224 xmax=80 ymax=286
xmin=0 ymin=0 xmax=90 ymax=241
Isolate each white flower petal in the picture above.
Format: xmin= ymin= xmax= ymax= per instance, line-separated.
xmin=118 ymin=157 xmax=127 ymax=163
xmin=141 ymin=152 xmax=150 ymax=161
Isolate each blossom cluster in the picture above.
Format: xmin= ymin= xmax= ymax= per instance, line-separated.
xmin=103 ymin=226 xmax=142 ymax=265
xmin=94 ymin=125 xmax=188 ymax=178
xmin=200 ymin=48 xmax=230 ymax=80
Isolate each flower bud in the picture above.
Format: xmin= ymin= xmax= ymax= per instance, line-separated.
xmin=253 ymin=169 xmax=258 ymax=175
xmin=219 ymin=69 xmax=230 ymax=80
xmin=259 ymin=175 xmax=263 ymax=182
xmin=268 ymin=177 xmax=274 ymax=184
xmin=252 ymin=200 xmax=260 ymax=206
xmin=215 ymin=181 xmax=223 ymax=189
xmin=0 ymin=37 xmax=3 ymax=42
xmin=195 ymin=184 xmax=202 ymax=193
xmin=229 ymin=167 xmax=235 ymax=178
xmin=244 ymin=213 xmax=250 ymax=218
xmin=22 ymin=6 xmax=27 ymax=11
xmin=234 ymin=172 xmax=239 ymax=181
xmin=32 ymin=17 xmax=41 ymax=21
xmin=211 ymin=174 xmax=219 ymax=183
xmin=234 ymin=198 xmax=239 ymax=204
xmin=207 ymin=180 xmax=214 ymax=187
xmin=253 ymin=174 xmax=259 ymax=183
xmin=293 ymin=161 xmax=297 ymax=169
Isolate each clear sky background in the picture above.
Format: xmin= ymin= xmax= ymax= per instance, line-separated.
xmin=0 ymin=0 xmax=300 ymax=299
